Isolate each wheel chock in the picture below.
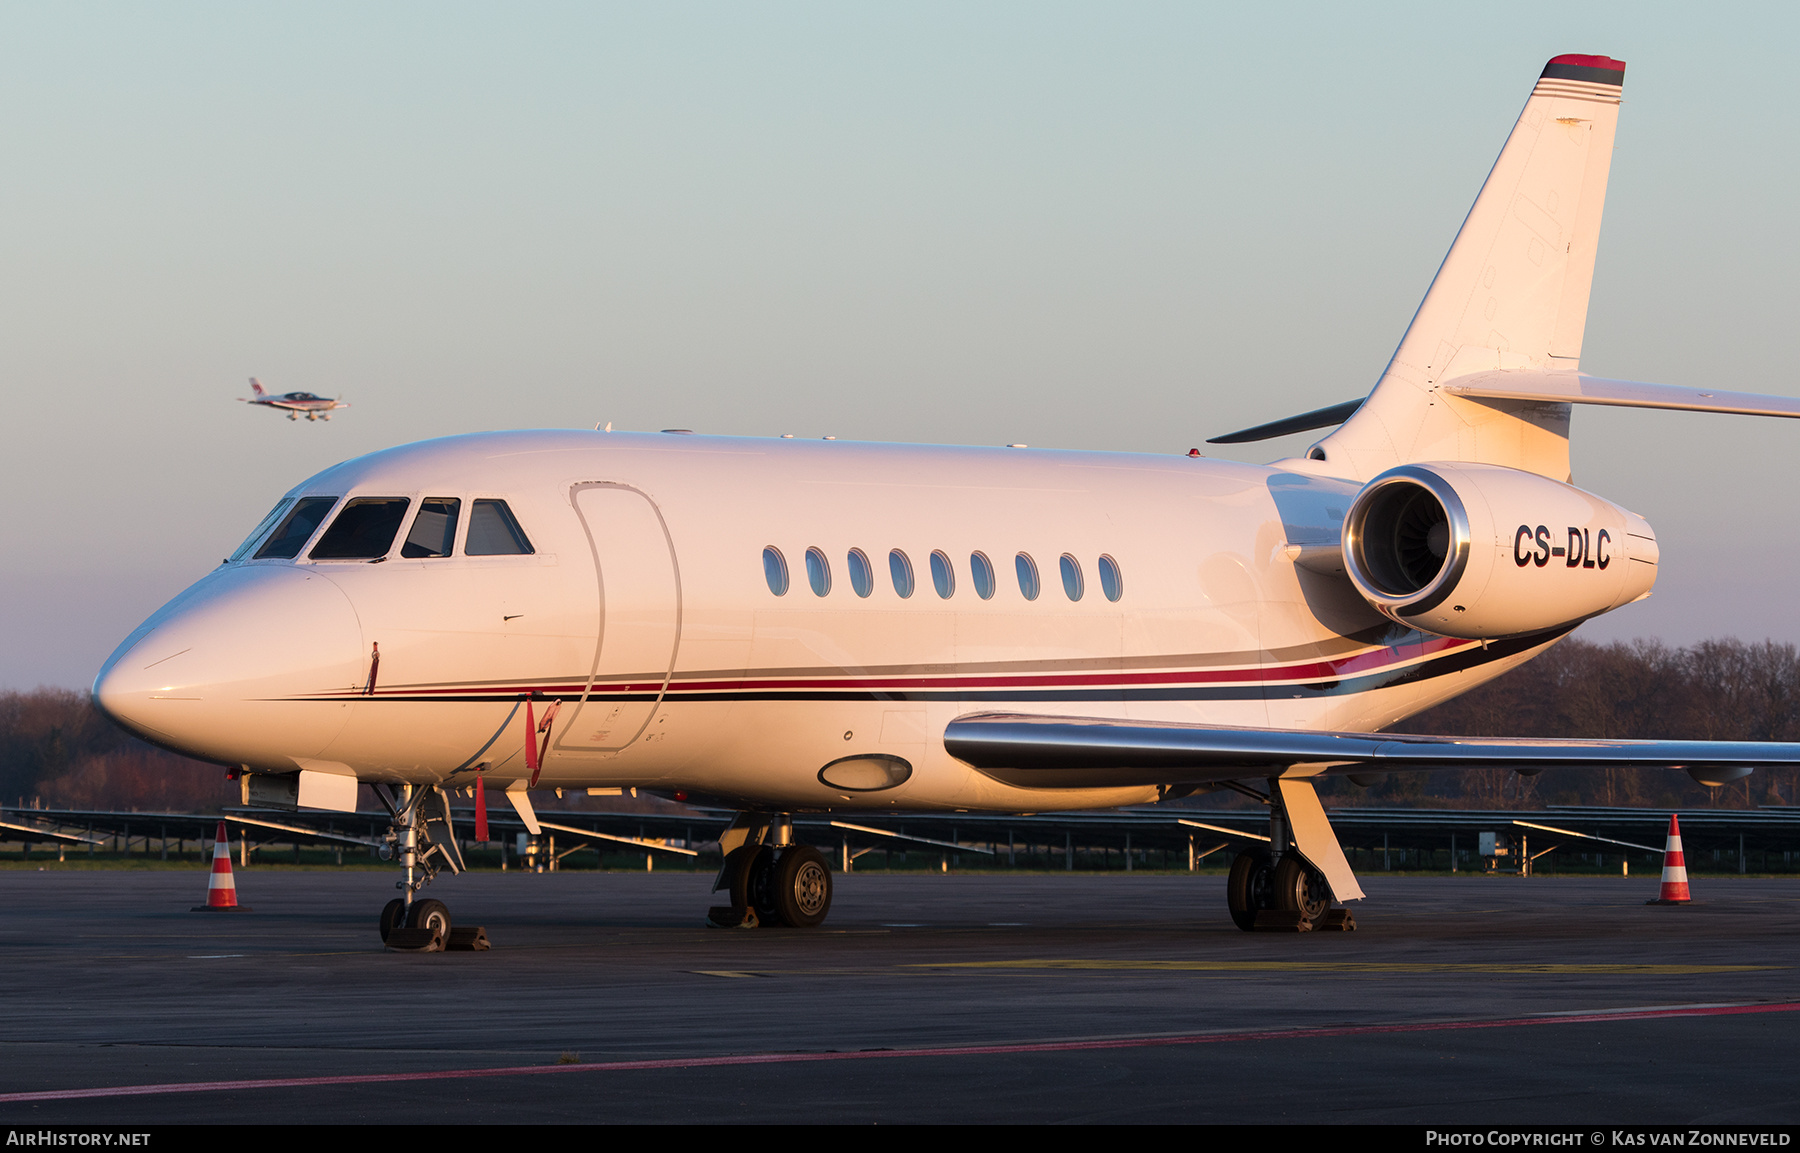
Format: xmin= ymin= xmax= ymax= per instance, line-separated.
xmin=1315 ymin=908 xmax=1357 ymax=931
xmin=384 ymin=926 xmax=444 ymax=952
xmin=445 ymin=926 xmax=491 ymax=951
xmin=1252 ymin=909 xmax=1313 ymax=932
xmin=705 ymin=905 xmax=760 ymax=929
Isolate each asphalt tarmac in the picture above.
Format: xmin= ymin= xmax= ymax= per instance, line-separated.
xmin=0 ymin=867 xmax=1795 ymax=1125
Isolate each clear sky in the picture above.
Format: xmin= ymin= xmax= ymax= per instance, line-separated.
xmin=4 ymin=1 xmax=1797 ymax=690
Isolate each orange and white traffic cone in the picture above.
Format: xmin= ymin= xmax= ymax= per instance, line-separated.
xmin=1647 ymin=814 xmax=1691 ymax=905
xmin=192 ymin=820 xmax=251 ymax=912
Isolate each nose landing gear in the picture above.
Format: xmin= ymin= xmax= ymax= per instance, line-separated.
xmin=374 ymin=784 xmax=490 ymax=951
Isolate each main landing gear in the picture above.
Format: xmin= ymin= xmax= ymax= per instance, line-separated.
xmin=1222 ymin=780 xmax=1354 ymax=932
xmin=707 ymin=813 xmax=834 ymax=929
xmin=373 ymin=783 xmax=489 ymax=951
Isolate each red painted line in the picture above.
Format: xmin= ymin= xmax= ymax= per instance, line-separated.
xmin=311 ymin=637 xmax=1479 ymax=700
xmin=4 ymin=1000 xmax=1794 ymax=1104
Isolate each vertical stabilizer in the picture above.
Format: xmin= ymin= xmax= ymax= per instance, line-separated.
xmin=1312 ymin=55 xmax=1625 ymax=481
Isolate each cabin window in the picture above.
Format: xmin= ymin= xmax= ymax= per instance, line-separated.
xmin=310 ymin=498 xmax=411 ymax=560
xmin=1098 ymin=554 xmax=1123 ymax=602
xmin=847 ymin=549 xmax=874 ymax=597
xmin=889 ymin=549 xmax=915 ymax=598
xmin=806 ymin=547 xmax=832 ymax=596
xmin=930 ymin=550 xmax=955 ymax=599
xmin=465 ymin=500 xmax=534 ymax=555
xmin=230 ymin=499 xmax=294 ymax=562
xmin=401 ymin=498 xmax=461 ymax=559
xmin=763 ymin=547 xmax=789 ymax=596
xmin=1015 ymin=553 xmax=1040 ymax=601
xmin=255 ymin=496 xmax=339 ymax=559
xmin=1059 ymin=553 xmax=1084 ymax=601
xmin=970 ymin=551 xmax=996 ymax=600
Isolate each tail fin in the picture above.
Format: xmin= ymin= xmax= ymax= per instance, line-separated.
xmin=248 ymin=377 xmax=266 ymax=397
xmin=1311 ymin=55 xmax=1626 ymax=482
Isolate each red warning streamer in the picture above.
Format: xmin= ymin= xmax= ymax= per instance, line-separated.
xmin=521 ymin=697 xmax=564 ymax=789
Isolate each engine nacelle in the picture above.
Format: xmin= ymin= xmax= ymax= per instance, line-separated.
xmin=1341 ymin=462 xmax=1657 ymax=639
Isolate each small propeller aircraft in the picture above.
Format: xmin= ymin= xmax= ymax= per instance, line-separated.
xmin=239 ymin=378 xmax=349 ymax=422
xmin=99 ymin=55 xmax=1800 ymax=945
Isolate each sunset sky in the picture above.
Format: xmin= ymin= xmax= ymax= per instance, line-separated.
xmin=4 ymin=2 xmax=1797 ymax=689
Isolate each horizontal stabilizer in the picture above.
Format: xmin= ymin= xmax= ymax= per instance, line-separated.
xmin=944 ymin=712 xmax=1800 ymax=790
xmin=1207 ymin=399 xmax=1363 ymax=445
xmin=1441 ymin=370 xmax=1800 ymax=420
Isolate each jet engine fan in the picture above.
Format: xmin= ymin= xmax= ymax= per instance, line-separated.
xmin=1341 ymin=462 xmax=1657 ymax=639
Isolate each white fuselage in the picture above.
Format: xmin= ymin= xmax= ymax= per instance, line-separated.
xmin=94 ymin=430 xmax=1555 ymax=812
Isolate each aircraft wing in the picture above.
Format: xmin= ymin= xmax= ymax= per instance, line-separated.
xmin=943 ymin=712 xmax=1800 ymax=790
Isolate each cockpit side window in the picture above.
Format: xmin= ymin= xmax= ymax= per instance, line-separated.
xmin=400 ymin=498 xmax=461 ymax=559
xmin=254 ymin=496 xmax=339 ymax=559
xmin=230 ymin=498 xmax=294 ymax=562
xmin=465 ymin=500 xmax=534 ymax=555
xmin=310 ymin=498 xmax=411 ymax=560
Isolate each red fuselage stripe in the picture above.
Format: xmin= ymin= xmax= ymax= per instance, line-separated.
xmin=325 ymin=636 xmax=1476 ymax=700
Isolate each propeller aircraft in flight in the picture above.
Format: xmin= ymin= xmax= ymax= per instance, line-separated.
xmin=239 ymin=378 xmax=349 ymax=422
xmin=99 ymin=55 xmax=1800 ymax=944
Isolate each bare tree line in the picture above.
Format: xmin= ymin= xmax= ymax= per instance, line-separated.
xmin=0 ymin=688 xmax=231 ymax=812
xmin=5 ymin=634 xmax=1797 ymax=813
xmin=1380 ymin=636 xmax=1800 ymax=810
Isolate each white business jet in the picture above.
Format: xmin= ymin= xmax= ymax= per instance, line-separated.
xmin=96 ymin=55 xmax=1800 ymax=943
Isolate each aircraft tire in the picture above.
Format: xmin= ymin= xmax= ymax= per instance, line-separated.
xmin=766 ymin=846 xmax=833 ymax=929
xmin=379 ymin=898 xmax=406 ymax=943
xmin=1271 ymin=856 xmax=1331 ymax=921
xmin=1226 ymin=850 xmax=1272 ymax=932
xmin=406 ymin=898 xmax=452 ymax=947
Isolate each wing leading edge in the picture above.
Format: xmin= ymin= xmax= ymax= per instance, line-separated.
xmin=943 ymin=713 xmax=1800 ymax=790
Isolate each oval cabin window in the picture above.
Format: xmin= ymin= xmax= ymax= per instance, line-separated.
xmin=1015 ymin=553 xmax=1040 ymax=601
xmin=806 ymin=547 xmax=831 ymax=596
xmin=847 ymin=549 xmax=874 ymax=598
xmin=889 ymin=549 xmax=915 ymax=598
xmin=970 ymin=552 xmax=996 ymax=600
xmin=763 ymin=547 xmax=790 ymax=596
xmin=1060 ymin=553 xmax=1084 ymax=601
xmin=930 ymin=550 xmax=955 ymax=599
xmin=1098 ymin=554 xmax=1123 ymax=602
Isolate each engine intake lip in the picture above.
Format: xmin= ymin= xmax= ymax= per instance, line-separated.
xmin=1344 ymin=465 xmax=1471 ymax=616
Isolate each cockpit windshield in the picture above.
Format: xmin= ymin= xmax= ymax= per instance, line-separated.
xmin=229 ymin=499 xmax=294 ymax=562
xmin=310 ymin=498 xmax=411 ymax=560
xmin=401 ymin=498 xmax=460 ymax=558
xmin=254 ymin=496 xmax=339 ymax=559
xmin=466 ymin=500 xmax=534 ymax=555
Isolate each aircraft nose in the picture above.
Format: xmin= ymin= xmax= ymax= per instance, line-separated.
xmin=93 ymin=566 xmax=365 ymax=766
